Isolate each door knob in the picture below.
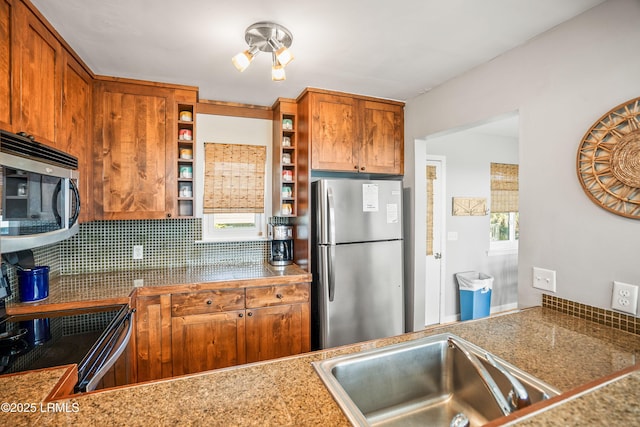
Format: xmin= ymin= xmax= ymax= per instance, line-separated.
xmin=434 ymin=252 xmax=442 ymax=259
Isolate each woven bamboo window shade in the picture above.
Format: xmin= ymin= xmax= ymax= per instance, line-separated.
xmin=426 ymin=165 xmax=437 ymax=256
xmin=203 ymin=143 xmax=266 ymax=213
xmin=490 ymin=163 xmax=519 ymax=213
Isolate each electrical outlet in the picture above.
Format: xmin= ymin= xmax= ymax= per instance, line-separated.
xmin=611 ymin=281 xmax=638 ymax=315
xmin=133 ymin=245 xmax=143 ymax=260
xmin=532 ymin=267 xmax=556 ymax=292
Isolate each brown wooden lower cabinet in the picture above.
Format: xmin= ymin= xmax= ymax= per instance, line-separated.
xmin=245 ymin=283 xmax=311 ymax=363
xmin=133 ymin=282 xmax=311 ymax=382
xmin=246 ymin=304 xmax=310 ymax=363
xmin=135 ymin=294 xmax=173 ymax=382
xmin=172 ymin=310 xmax=246 ymax=376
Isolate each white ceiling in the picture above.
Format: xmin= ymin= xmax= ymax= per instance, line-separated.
xmin=31 ymin=0 xmax=605 ymax=107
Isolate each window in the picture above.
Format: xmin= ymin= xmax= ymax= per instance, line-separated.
xmin=489 ymin=163 xmax=519 ymax=253
xmin=202 ymin=212 xmax=266 ymax=241
xmin=490 ymin=211 xmax=519 ymax=243
xmin=202 ymin=142 xmax=268 ymax=241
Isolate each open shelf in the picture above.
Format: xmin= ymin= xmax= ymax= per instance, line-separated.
xmin=272 ymin=99 xmax=298 ymax=217
xmin=176 ymin=103 xmax=195 ymax=218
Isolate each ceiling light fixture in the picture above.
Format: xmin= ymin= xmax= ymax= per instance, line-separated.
xmin=231 ymin=21 xmax=294 ymax=81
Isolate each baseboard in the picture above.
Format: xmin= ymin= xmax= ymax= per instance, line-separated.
xmin=439 ymin=302 xmax=519 ymax=324
xmin=491 ymin=302 xmax=519 ymax=314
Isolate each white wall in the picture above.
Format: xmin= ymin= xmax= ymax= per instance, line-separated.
xmin=427 ymin=131 xmax=519 ymax=320
xmin=404 ymin=0 xmax=640 ymax=330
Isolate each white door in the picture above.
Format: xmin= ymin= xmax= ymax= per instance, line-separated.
xmin=425 ymin=157 xmax=445 ymax=326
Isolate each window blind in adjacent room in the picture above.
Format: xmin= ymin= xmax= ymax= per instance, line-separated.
xmin=490 ymin=163 xmax=519 ymax=213
xmin=426 ymin=165 xmax=437 ymax=256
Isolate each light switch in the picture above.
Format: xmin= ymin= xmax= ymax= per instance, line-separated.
xmin=532 ymin=267 xmax=556 ymax=292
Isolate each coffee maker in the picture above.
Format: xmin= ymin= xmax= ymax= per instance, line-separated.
xmin=268 ymin=225 xmax=294 ymax=266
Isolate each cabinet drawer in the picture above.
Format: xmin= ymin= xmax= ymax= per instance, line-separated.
xmin=171 ymin=289 xmax=245 ymax=317
xmin=246 ymin=283 xmax=310 ymax=308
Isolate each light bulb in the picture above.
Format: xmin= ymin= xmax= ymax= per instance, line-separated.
xmin=272 ymin=64 xmax=286 ymax=81
xmin=231 ymin=46 xmax=259 ymax=72
xmin=275 ymin=46 xmax=294 ymax=67
xmin=271 ymin=51 xmax=286 ymax=81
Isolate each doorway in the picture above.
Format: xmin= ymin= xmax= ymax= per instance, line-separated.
xmin=425 ymin=156 xmax=445 ymax=326
xmin=420 ymin=113 xmax=519 ymax=326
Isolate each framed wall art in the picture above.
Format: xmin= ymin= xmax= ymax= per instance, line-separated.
xmin=452 ymin=197 xmax=487 ymax=216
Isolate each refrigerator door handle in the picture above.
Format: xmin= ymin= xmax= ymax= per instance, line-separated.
xmin=327 ymin=187 xmax=336 ymax=245
xmin=328 ymin=245 xmax=335 ymax=302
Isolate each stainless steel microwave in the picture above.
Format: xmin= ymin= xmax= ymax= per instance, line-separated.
xmin=0 ymin=130 xmax=80 ymax=253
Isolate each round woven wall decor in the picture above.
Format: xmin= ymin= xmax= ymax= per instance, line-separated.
xmin=577 ymin=96 xmax=640 ymax=218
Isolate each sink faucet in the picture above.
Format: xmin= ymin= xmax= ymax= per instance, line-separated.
xmin=447 ymin=337 xmax=531 ymax=416
xmin=484 ymin=353 xmax=532 ymax=411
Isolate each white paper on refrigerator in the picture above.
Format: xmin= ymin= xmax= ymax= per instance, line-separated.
xmin=386 ymin=204 xmax=399 ymax=223
xmin=362 ymin=184 xmax=379 ymax=212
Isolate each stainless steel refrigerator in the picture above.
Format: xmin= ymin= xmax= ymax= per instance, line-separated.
xmin=312 ymin=179 xmax=404 ymax=349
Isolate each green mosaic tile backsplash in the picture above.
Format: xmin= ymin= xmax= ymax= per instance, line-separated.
xmin=60 ymin=219 xmax=268 ymax=274
xmin=3 ymin=218 xmax=268 ymax=302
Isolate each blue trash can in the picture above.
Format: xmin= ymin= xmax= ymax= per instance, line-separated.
xmin=456 ymin=271 xmax=493 ymax=321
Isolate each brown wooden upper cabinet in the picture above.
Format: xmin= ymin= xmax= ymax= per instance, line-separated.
xmin=93 ymin=79 xmax=178 ymax=220
xmin=2 ymin=0 xmax=94 ymax=222
xmin=10 ymin=0 xmax=62 ymax=145
xmin=0 ymin=0 xmax=12 ymax=131
xmin=298 ymin=89 xmax=404 ymax=175
xmin=59 ymin=52 xmax=93 ymax=222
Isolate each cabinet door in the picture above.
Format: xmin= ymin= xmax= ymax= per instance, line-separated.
xmin=245 ymin=303 xmax=310 ymax=363
xmin=310 ymin=93 xmax=358 ymax=172
xmin=12 ymin=1 xmax=62 ymax=144
xmin=0 ymin=0 xmax=12 ymax=130
xmin=93 ymin=81 xmax=176 ymax=219
xmin=135 ymin=295 xmax=173 ymax=382
xmin=360 ymin=100 xmax=404 ymax=175
xmin=172 ymin=311 xmax=246 ymax=376
xmin=59 ymin=53 xmax=92 ymax=222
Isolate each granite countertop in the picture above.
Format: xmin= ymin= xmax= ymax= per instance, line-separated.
xmin=0 ymin=366 xmax=73 ymax=427
xmin=2 ymin=307 xmax=640 ymax=425
xmin=6 ymin=263 xmax=311 ymax=315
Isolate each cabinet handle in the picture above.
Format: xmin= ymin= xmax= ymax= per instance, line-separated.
xmin=206 ymin=300 xmax=212 ymax=305
xmin=360 ymin=166 xmax=366 ymax=171
xmin=239 ymin=313 xmax=243 ymax=318
xmin=354 ymin=165 xmax=358 ymax=170
xmin=276 ymin=293 xmax=283 ymax=299
xmin=167 ymin=213 xmax=172 ymax=218
xmin=247 ymin=312 xmax=253 ymax=317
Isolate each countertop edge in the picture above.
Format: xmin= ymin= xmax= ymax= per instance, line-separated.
xmin=5 ymin=264 xmax=311 ymax=315
xmin=132 ymin=273 xmax=312 ymax=297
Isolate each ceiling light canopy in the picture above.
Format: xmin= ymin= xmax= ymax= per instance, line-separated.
xmin=232 ymin=21 xmax=294 ymax=81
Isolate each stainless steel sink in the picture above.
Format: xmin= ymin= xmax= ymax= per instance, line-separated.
xmin=313 ymin=333 xmax=559 ymax=427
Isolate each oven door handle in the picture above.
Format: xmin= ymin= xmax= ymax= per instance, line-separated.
xmin=84 ymin=309 xmax=135 ymax=392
